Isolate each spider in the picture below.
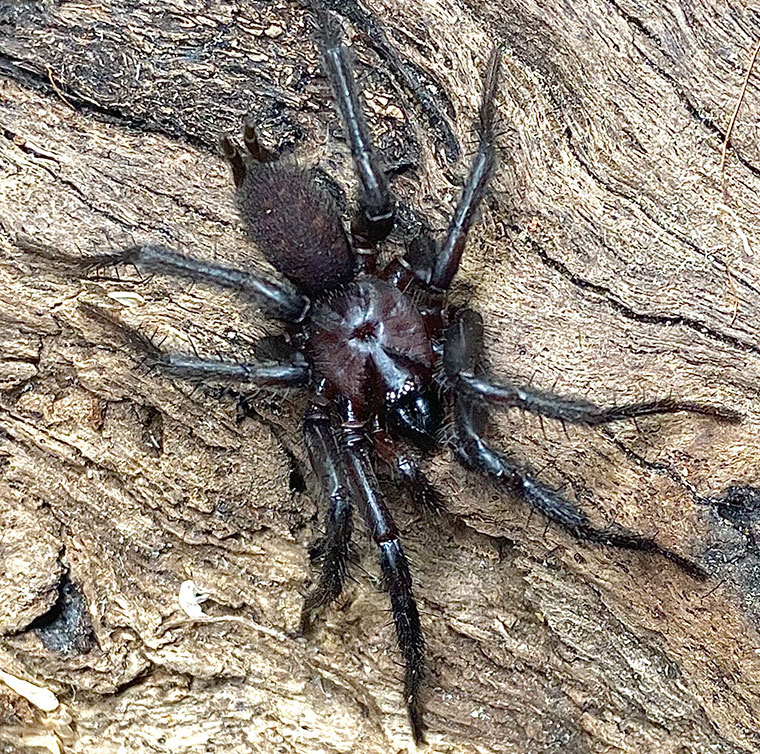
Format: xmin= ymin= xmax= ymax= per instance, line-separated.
xmin=82 ymin=11 xmax=740 ymax=744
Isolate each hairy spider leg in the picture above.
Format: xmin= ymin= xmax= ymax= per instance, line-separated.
xmin=83 ymin=244 xmax=309 ymax=322
xmin=452 ymin=397 xmax=707 ymax=579
xmin=444 ymin=309 xmax=743 ymax=425
xmin=424 ymin=46 xmax=502 ymax=290
xmin=300 ymin=402 xmax=355 ymax=632
xmin=316 ymin=9 xmax=395 ymax=255
xmin=443 ymin=310 xmax=708 ymax=579
xmin=339 ymin=414 xmax=426 ymax=744
xmin=157 ymin=354 xmax=310 ymax=387
xmin=79 ymin=301 xmax=310 ymax=387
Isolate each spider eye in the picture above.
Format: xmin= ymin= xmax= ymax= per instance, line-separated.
xmin=385 ymin=386 xmax=442 ymax=449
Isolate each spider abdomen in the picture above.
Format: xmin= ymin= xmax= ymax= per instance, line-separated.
xmin=309 ymin=278 xmax=434 ymax=421
xmin=236 ymin=164 xmax=354 ymax=293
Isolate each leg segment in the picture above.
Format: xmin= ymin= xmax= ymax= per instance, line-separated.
xmin=444 ymin=309 xmax=742 ymax=425
xmin=300 ymin=403 xmax=355 ymax=632
xmin=159 ymin=354 xmax=310 ymax=387
xmin=427 ymin=47 xmax=502 ymax=290
xmin=316 ymin=10 xmax=395 ymax=244
xmin=78 ymin=301 xmax=310 ymax=388
xmin=83 ymin=244 xmax=309 ymax=322
xmin=453 ymin=396 xmax=707 ymax=579
xmin=339 ymin=418 xmax=426 ymax=743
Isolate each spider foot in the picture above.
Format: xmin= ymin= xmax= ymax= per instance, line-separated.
xmin=587 ymin=523 xmax=709 ymax=581
xmin=455 ymin=396 xmax=709 ymax=580
xmin=380 ymin=539 xmax=426 ymax=744
xmin=77 ymin=247 xmax=143 ymax=277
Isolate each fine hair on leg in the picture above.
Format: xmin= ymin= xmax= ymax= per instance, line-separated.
xmin=339 ymin=417 xmax=426 ymax=743
xmin=300 ymin=403 xmax=355 ymax=631
xmin=453 ymin=396 xmax=708 ymax=579
xmin=81 ymin=244 xmax=309 ymax=322
xmin=443 ymin=309 xmax=743 ymax=426
xmin=314 ymin=8 xmax=395 ymax=242
xmin=428 ymin=46 xmax=502 ymax=290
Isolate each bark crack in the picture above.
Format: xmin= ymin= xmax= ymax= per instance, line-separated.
xmin=531 ymin=241 xmax=760 ymax=356
xmin=605 ymin=0 xmax=760 ymax=180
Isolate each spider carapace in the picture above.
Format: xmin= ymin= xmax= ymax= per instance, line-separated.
xmin=84 ymin=10 xmax=740 ymax=743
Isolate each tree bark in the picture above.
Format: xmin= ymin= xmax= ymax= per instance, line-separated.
xmin=1 ymin=1 xmax=760 ymax=752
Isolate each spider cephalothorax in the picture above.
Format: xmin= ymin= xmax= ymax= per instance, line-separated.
xmin=84 ymin=10 xmax=740 ymax=743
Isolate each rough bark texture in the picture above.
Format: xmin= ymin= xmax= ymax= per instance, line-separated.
xmin=2 ymin=1 xmax=760 ymax=752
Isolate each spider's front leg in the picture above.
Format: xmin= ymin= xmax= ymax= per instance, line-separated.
xmin=338 ymin=410 xmax=426 ymax=743
xmin=444 ymin=309 xmax=743 ymax=426
xmin=444 ymin=311 xmax=709 ymax=579
xmin=300 ymin=402 xmax=355 ymax=632
xmin=452 ymin=393 xmax=708 ymax=579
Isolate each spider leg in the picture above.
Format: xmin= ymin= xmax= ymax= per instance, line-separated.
xmin=423 ymin=47 xmax=502 ymax=290
xmin=452 ymin=393 xmax=708 ymax=579
xmin=315 ymin=9 xmax=395 ymax=247
xmin=157 ymin=354 xmax=310 ymax=387
xmin=444 ymin=309 xmax=742 ymax=425
xmin=81 ymin=244 xmax=309 ymax=322
xmin=78 ymin=302 xmax=311 ymax=388
xmin=339 ymin=416 xmax=426 ymax=743
xmin=300 ymin=402 xmax=355 ymax=632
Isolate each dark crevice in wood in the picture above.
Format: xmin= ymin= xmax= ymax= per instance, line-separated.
xmin=531 ymin=241 xmax=760 ymax=356
xmin=605 ymin=0 xmax=760 ymax=180
xmin=0 ymin=52 xmax=215 ymax=151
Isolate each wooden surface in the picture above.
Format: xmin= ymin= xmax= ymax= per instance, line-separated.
xmin=2 ymin=1 xmax=760 ymax=752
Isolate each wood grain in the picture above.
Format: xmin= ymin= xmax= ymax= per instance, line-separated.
xmin=1 ymin=1 xmax=760 ymax=751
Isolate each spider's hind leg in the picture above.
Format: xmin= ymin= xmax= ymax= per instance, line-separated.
xmin=415 ymin=46 xmax=502 ymax=290
xmin=81 ymin=243 xmax=309 ymax=322
xmin=315 ymin=9 xmax=395 ymax=247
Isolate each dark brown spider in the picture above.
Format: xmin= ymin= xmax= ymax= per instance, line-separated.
xmin=83 ymin=11 xmax=740 ymax=743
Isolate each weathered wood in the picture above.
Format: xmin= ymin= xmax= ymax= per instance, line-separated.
xmin=1 ymin=1 xmax=760 ymax=751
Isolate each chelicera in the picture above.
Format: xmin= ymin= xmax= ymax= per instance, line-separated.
xmin=84 ymin=11 xmax=740 ymax=743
